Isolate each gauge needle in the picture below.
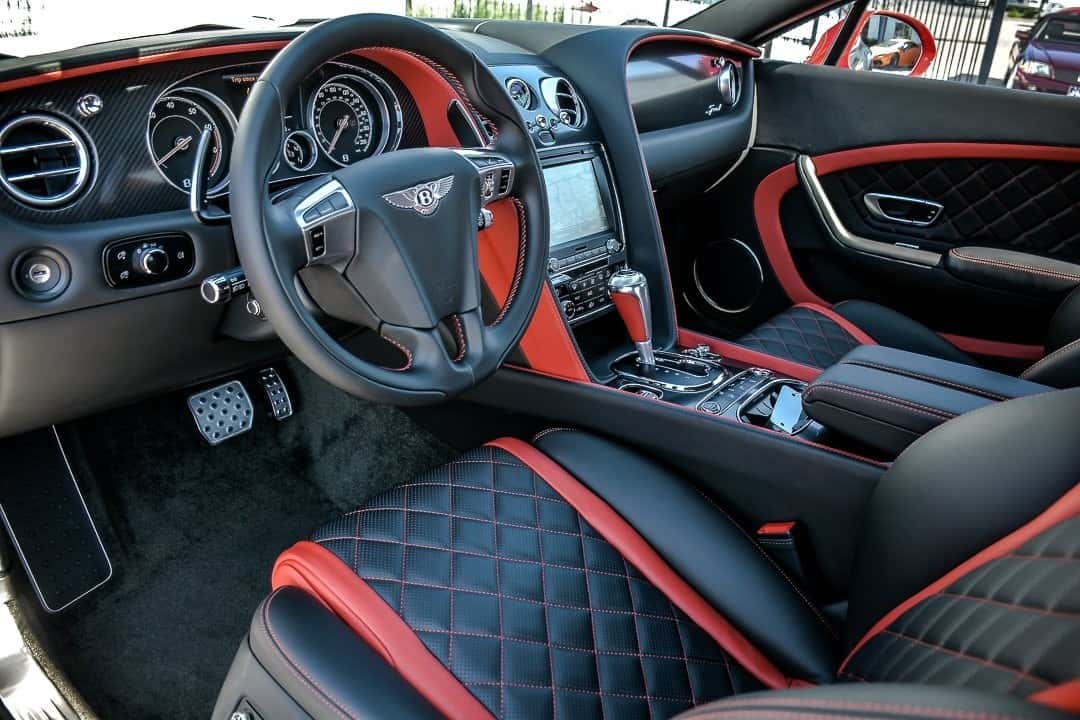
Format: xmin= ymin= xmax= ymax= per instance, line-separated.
xmin=157 ymin=135 xmax=193 ymax=166
xmin=327 ymin=115 xmax=349 ymax=154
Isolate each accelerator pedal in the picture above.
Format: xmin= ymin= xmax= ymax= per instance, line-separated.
xmin=0 ymin=427 xmax=112 ymax=612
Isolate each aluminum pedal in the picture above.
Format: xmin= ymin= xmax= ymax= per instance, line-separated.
xmin=188 ymin=381 xmax=254 ymax=446
xmin=257 ymin=367 xmax=293 ymax=421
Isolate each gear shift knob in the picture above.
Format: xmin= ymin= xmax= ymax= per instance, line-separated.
xmin=608 ymin=268 xmax=656 ymax=367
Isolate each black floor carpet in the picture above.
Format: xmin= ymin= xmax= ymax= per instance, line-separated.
xmin=41 ymin=362 xmax=455 ymax=719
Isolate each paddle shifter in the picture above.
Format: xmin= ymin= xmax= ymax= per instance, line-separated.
xmin=608 ymin=268 xmax=656 ymax=367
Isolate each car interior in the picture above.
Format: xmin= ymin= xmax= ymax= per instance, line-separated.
xmin=0 ymin=2 xmax=1077 ymax=719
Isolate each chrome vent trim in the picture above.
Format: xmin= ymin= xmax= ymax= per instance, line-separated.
xmin=0 ymin=114 xmax=92 ymax=208
xmin=540 ymin=77 xmax=586 ymax=129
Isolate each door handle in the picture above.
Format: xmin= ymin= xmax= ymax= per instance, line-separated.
xmin=863 ymin=193 xmax=943 ymax=227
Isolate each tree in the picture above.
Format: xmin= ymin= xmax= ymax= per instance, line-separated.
xmin=525 ymin=0 xmax=533 ymax=21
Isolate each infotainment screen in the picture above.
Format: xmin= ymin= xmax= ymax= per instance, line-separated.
xmin=543 ymin=160 xmax=612 ymax=247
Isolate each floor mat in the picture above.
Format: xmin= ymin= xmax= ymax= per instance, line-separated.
xmin=41 ymin=361 xmax=454 ymax=719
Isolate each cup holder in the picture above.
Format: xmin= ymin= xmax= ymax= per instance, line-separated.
xmin=738 ymin=379 xmax=812 ymax=435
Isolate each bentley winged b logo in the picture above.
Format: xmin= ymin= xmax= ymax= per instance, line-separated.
xmin=382 ymin=175 xmax=455 ymax=216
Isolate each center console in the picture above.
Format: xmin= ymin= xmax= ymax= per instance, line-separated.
xmin=541 ymin=143 xmax=626 ymax=325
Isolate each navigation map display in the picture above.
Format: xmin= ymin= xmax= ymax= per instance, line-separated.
xmin=543 ymin=160 xmax=612 ymax=247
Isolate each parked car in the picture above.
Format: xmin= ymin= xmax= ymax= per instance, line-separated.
xmin=871 ymin=38 xmax=922 ymax=68
xmin=1007 ymin=9 xmax=1080 ymax=96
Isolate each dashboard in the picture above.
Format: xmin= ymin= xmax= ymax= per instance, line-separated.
xmin=0 ymin=21 xmax=758 ymax=436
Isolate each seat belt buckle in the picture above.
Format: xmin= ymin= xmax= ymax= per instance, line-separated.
xmin=756 ymin=521 xmax=820 ymax=596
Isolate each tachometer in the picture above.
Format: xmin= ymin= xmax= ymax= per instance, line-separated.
xmin=147 ymin=89 xmax=233 ymax=195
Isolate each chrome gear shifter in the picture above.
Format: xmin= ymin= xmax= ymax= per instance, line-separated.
xmin=608 ymin=268 xmax=656 ymax=367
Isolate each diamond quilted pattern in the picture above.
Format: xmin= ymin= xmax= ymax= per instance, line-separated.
xmin=737 ymin=306 xmax=862 ymax=369
xmin=312 ymin=446 xmax=762 ymax=719
xmin=841 ymin=515 xmax=1080 ymax=696
xmin=833 ymin=159 xmax=1080 ymax=262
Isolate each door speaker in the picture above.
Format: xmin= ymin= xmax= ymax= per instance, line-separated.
xmin=691 ymin=238 xmax=763 ymax=314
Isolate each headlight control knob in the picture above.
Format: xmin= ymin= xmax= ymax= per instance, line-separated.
xmin=132 ymin=243 xmax=170 ymax=276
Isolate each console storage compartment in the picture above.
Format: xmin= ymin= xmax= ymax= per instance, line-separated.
xmin=802 ymin=346 xmax=1051 ymax=456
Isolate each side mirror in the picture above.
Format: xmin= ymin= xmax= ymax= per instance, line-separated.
xmin=808 ymin=10 xmax=938 ymax=78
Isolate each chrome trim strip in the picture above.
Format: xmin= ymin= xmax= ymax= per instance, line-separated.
xmin=0 ymin=139 xmax=76 ymax=156
xmin=796 ymin=155 xmax=941 ymax=268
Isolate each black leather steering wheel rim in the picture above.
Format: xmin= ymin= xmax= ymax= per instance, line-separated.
xmin=230 ymin=14 xmax=548 ymax=405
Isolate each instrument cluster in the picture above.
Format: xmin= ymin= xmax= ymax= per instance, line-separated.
xmin=146 ymin=60 xmax=405 ymax=197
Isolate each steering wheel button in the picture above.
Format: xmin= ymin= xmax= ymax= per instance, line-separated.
xmin=309 ymin=226 xmax=327 ymax=259
xmin=315 ymin=199 xmax=334 ymax=216
xmin=302 ymin=207 xmax=321 ymax=223
xmin=328 ymin=193 xmax=348 ymax=211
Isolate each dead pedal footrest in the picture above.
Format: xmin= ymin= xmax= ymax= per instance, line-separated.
xmin=188 ymin=381 xmax=254 ymax=446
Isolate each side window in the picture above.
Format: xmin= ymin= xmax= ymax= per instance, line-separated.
xmin=762 ymin=0 xmax=1080 ymax=98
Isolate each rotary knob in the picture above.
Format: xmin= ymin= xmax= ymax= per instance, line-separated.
xmin=562 ymin=300 xmax=577 ymax=319
xmin=132 ymin=243 xmax=170 ymax=276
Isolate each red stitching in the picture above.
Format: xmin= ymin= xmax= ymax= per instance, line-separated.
xmin=1021 ymin=337 xmax=1080 ymax=379
xmin=685 ymin=695 xmax=1037 ymax=720
xmin=450 ymin=314 xmax=466 ymax=362
xmin=842 ymin=360 xmax=1010 ymax=402
xmin=950 ymin=249 xmax=1080 ymax=284
xmin=880 ymin=629 xmax=1051 ymax=687
xmin=936 ymin=590 xmax=1080 ymax=619
xmin=380 ymin=333 xmax=414 ymax=371
xmin=804 ymin=383 xmax=956 ymax=421
xmin=261 ymin=591 xmax=356 ymax=720
xmin=491 ymin=199 xmax=528 ymax=326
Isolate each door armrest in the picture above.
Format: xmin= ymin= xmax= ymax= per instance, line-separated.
xmin=944 ymin=247 xmax=1080 ymax=297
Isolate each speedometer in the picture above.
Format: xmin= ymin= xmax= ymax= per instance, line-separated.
xmin=311 ymin=77 xmax=376 ymax=166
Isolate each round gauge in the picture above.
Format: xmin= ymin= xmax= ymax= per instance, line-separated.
xmin=505 ymin=77 xmax=533 ymax=110
xmin=311 ymin=76 xmax=377 ymax=166
xmin=147 ymin=90 xmax=233 ymax=194
xmin=283 ymin=130 xmax=318 ymax=172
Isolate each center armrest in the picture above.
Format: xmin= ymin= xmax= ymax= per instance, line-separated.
xmin=802 ymin=346 xmax=1050 ymax=456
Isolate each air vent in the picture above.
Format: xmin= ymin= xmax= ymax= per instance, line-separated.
xmin=0 ymin=114 xmax=92 ymax=208
xmin=540 ymin=77 xmax=586 ymax=129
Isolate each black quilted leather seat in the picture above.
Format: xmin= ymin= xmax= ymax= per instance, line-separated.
xmin=738 ymin=295 xmax=1080 ymax=388
xmin=214 ymin=390 xmax=1080 ymax=720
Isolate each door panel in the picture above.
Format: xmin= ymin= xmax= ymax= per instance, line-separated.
xmin=672 ymin=59 xmax=1080 ymax=361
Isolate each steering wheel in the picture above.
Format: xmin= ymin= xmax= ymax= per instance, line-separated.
xmin=230 ymin=14 xmax=548 ymax=405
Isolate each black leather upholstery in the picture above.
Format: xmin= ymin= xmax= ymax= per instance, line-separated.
xmin=309 ymin=445 xmax=763 ymax=717
xmin=737 ymin=303 xmax=974 ymax=370
xmin=736 ymin=306 xmax=862 ymax=369
xmin=224 ymin=391 xmax=1080 ymax=720
xmin=675 ymin=684 xmax=1077 ymax=720
xmin=832 ymin=300 xmax=977 ymax=365
xmin=231 ymin=587 xmax=442 ymax=720
xmin=1023 ymin=286 xmax=1080 ymax=388
xmin=944 ymin=246 xmax=1080 ymax=298
xmin=844 ymin=388 xmax=1080 ymax=647
xmin=803 ymin=346 xmax=1051 ymax=455
xmin=533 ymin=430 xmax=839 ymax=683
xmin=842 ymin=515 xmax=1080 ymax=694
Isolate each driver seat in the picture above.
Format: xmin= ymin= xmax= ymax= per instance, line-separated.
xmin=214 ymin=390 xmax=1080 ymax=720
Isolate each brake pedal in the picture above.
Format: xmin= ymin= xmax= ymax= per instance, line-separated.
xmin=257 ymin=368 xmax=293 ymax=421
xmin=187 ymin=381 xmax=254 ymax=446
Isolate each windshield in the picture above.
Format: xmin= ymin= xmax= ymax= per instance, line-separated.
xmin=0 ymin=0 xmax=722 ymax=58
xmin=1037 ymin=17 xmax=1080 ymax=44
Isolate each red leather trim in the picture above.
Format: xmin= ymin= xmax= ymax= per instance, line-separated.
xmin=793 ymin=303 xmax=877 ymax=346
xmin=757 ymin=522 xmax=796 ymax=536
xmin=0 ymin=41 xmax=289 ymax=93
xmin=938 ymin=333 xmax=1044 ymax=362
xmin=273 ymin=541 xmax=495 ymax=720
xmin=753 ymin=164 xmax=827 ymax=306
xmin=839 ymin=481 xmax=1080 ymax=678
xmin=814 ymin=143 xmax=1080 ymax=173
xmin=678 ymin=328 xmax=822 ymax=383
xmin=629 ymin=32 xmax=762 ymax=59
xmin=1031 ymin=678 xmax=1080 ymax=714
xmin=611 ymin=293 xmax=649 ymax=343
xmin=830 ymin=12 xmax=937 ymax=77
xmin=477 ymin=200 xmax=590 ymax=382
xmin=487 ymin=436 xmax=793 ymax=690
xmin=352 ymin=48 xmax=462 ymax=148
